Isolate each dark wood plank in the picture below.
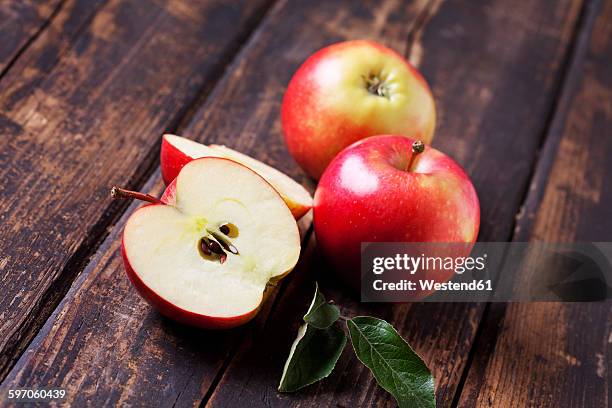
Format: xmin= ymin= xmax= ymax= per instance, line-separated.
xmin=0 ymin=0 xmax=108 ymax=81
xmin=0 ymin=173 xmax=310 ymax=407
xmin=183 ymin=0 xmax=432 ymax=179
xmin=0 ymin=0 xmax=275 ymax=380
xmin=0 ymin=0 xmax=62 ymax=75
xmin=0 ymin=0 xmax=586 ymax=407
xmin=458 ymin=0 xmax=612 ymax=406
xmin=0 ymin=0 xmax=431 ymax=404
xmin=200 ymin=0 xmax=587 ymax=406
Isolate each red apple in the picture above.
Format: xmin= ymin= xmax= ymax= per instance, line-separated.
xmin=282 ymin=40 xmax=436 ymax=179
xmin=313 ymin=135 xmax=479 ymax=296
xmin=114 ymin=157 xmax=301 ymax=329
xmin=160 ymin=134 xmax=312 ymax=219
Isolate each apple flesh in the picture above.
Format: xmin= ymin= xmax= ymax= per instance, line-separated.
xmin=160 ymin=134 xmax=312 ymax=219
xmin=120 ymin=157 xmax=301 ymax=329
xmin=313 ymin=135 xmax=479 ymax=297
xmin=282 ymin=40 xmax=436 ymax=179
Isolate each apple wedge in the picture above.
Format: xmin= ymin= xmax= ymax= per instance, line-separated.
xmin=161 ymin=134 xmax=312 ymax=219
xmin=117 ymin=157 xmax=301 ymax=329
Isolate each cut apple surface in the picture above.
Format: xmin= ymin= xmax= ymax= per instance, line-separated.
xmin=122 ymin=157 xmax=301 ymax=329
xmin=161 ymin=134 xmax=312 ymax=219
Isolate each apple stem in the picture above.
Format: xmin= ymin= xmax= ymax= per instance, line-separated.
xmin=110 ymin=186 xmax=163 ymax=205
xmin=365 ymin=74 xmax=389 ymax=98
xmin=407 ymin=140 xmax=425 ymax=171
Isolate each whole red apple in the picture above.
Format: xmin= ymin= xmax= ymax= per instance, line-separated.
xmin=282 ymin=40 xmax=436 ymax=179
xmin=313 ymin=135 xmax=479 ymax=295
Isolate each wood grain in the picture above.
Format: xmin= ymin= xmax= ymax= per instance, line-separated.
xmin=197 ymin=0 xmax=586 ymax=406
xmin=0 ymin=0 xmax=275 ymax=380
xmin=0 ymin=0 xmax=62 ymax=75
xmin=0 ymin=0 xmax=593 ymax=407
xmin=459 ymin=0 xmax=612 ymax=406
xmin=0 ymin=173 xmax=311 ymax=407
xmin=0 ymin=0 xmax=432 ymax=404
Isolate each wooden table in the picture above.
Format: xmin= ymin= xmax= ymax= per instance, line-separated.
xmin=0 ymin=0 xmax=610 ymax=406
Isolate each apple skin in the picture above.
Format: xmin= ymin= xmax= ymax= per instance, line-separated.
xmin=121 ymin=234 xmax=260 ymax=329
xmin=282 ymin=40 xmax=436 ymax=179
xmin=313 ymin=135 xmax=480 ymax=298
xmin=160 ymin=135 xmax=312 ymax=220
xmin=160 ymin=135 xmax=193 ymax=186
xmin=121 ymin=157 xmax=300 ymax=329
xmin=160 ymin=178 xmax=177 ymax=204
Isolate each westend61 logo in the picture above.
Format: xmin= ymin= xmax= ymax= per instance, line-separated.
xmin=361 ymin=242 xmax=612 ymax=302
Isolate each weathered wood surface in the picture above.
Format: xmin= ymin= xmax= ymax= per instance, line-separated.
xmin=458 ymin=0 xmax=612 ymax=406
xmin=0 ymin=0 xmax=274 ymax=380
xmin=0 ymin=0 xmax=62 ymax=74
xmin=0 ymin=0 xmax=432 ymax=404
xmin=0 ymin=0 xmax=593 ymax=407
xmin=206 ymin=0 xmax=588 ymax=406
xmin=0 ymin=0 xmax=608 ymax=406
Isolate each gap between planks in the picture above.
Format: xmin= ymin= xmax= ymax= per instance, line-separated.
xmin=449 ymin=0 xmax=603 ymax=406
xmin=0 ymin=0 xmax=99 ymax=83
xmin=0 ymin=0 xmax=66 ymax=80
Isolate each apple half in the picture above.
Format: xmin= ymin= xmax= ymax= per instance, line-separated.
xmin=161 ymin=134 xmax=312 ymax=219
xmin=120 ymin=157 xmax=301 ymax=329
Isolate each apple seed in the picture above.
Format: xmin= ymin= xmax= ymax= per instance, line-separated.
xmin=198 ymin=237 xmax=213 ymax=257
xmin=219 ymin=222 xmax=239 ymax=238
xmin=209 ymin=231 xmax=239 ymax=255
xmin=199 ymin=236 xmax=229 ymax=264
xmin=202 ymin=236 xmax=226 ymax=255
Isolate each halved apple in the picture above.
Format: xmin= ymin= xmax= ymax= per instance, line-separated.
xmin=161 ymin=134 xmax=312 ymax=219
xmin=120 ymin=157 xmax=301 ymax=329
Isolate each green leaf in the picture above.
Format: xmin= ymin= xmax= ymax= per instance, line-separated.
xmin=347 ymin=317 xmax=435 ymax=408
xmin=278 ymin=323 xmax=347 ymax=392
xmin=303 ymin=282 xmax=340 ymax=329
